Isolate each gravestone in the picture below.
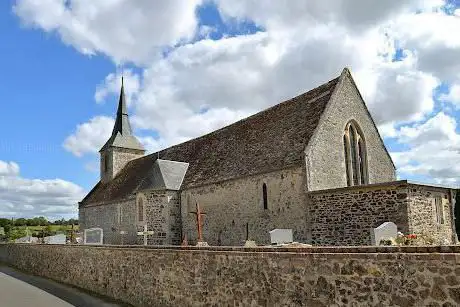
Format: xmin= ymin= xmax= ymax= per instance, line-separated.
xmin=75 ymin=233 xmax=83 ymax=244
xmin=15 ymin=236 xmax=38 ymax=243
xmin=269 ymin=229 xmax=293 ymax=245
xmin=84 ymin=228 xmax=103 ymax=245
xmin=0 ymin=227 xmax=4 ymax=236
xmin=370 ymin=222 xmax=397 ymax=245
xmin=44 ymin=234 xmax=66 ymax=245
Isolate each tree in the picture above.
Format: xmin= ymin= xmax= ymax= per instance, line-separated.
xmin=14 ymin=218 xmax=27 ymax=226
xmin=8 ymin=228 xmax=27 ymax=240
xmin=0 ymin=218 xmax=12 ymax=228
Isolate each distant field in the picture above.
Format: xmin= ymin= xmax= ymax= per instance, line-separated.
xmin=15 ymin=225 xmax=79 ymax=232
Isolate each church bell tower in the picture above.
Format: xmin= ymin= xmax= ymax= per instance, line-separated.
xmin=99 ymin=77 xmax=145 ymax=183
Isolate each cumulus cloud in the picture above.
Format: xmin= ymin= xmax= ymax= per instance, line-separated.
xmin=13 ymin=0 xmax=203 ymax=64
xmin=391 ymin=112 xmax=460 ymax=186
xmin=94 ymin=69 xmax=140 ymax=105
xmin=18 ymin=0 xmax=460 ymax=186
xmin=440 ymin=83 xmax=460 ymax=108
xmin=63 ymin=116 xmax=114 ymax=156
xmin=0 ymin=161 xmax=20 ymax=177
xmin=0 ymin=160 xmax=85 ymax=219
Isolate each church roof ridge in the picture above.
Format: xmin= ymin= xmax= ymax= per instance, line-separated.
xmin=81 ymin=70 xmax=342 ymax=205
xmin=142 ymin=74 xmax=340 ymax=162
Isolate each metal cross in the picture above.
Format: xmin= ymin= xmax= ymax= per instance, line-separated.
xmin=190 ymin=202 xmax=206 ymax=242
xmin=137 ymin=224 xmax=154 ymax=246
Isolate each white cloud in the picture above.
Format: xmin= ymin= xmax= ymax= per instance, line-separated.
xmin=13 ymin=0 xmax=203 ymax=64
xmin=389 ymin=10 xmax=460 ymax=83
xmin=94 ymin=69 xmax=140 ymax=105
xmin=440 ymin=83 xmax=460 ymax=107
xmin=19 ymin=0 xmax=460 ymax=186
xmin=0 ymin=161 xmax=20 ymax=177
xmin=63 ymin=116 xmax=114 ymax=157
xmin=0 ymin=160 xmax=85 ymax=219
xmin=216 ymin=0 xmax=443 ymax=33
xmin=391 ymin=112 xmax=460 ymax=185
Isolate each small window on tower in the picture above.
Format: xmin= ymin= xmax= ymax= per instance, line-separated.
xmin=263 ymin=183 xmax=268 ymax=210
xmin=104 ymin=155 xmax=108 ymax=172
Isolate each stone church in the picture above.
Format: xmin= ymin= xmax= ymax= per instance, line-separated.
xmin=79 ymin=68 xmax=457 ymax=246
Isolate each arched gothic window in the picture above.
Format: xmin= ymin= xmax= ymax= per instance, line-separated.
xmin=137 ymin=195 xmax=145 ymax=223
xmin=343 ymin=121 xmax=368 ymax=186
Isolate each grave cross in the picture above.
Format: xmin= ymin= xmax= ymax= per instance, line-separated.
xmin=137 ymin=224 xmax=154 ymax=246
xmin=190 ymin=202 xmax=206 ymax=242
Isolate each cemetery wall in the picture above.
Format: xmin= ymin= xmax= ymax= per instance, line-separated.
xmin=309 ymin=181 xmax=409 ymax=245
xmin=180 ymin=166 xmax=309 ymax=246
xmin=79 ymin=199 xmax=139 ymax=245
xmin=1 ymin=244 xmax=460 ymax=306
xmin=407 ymin=185 xmax=456 ymax=245
xmin=308 ymin=180 xmax=455 ymax=246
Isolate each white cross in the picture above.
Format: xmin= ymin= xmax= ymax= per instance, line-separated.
xmin=137 ymin=224 xmax=154 ymax=246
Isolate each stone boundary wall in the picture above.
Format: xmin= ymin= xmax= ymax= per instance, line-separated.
xmin=308 ymin=180 xmax=455 ymax=246
xmin=1 ymin=244 xmax=460 ymax=306
xmin=309 ymin=181 xmax=409 ymax=245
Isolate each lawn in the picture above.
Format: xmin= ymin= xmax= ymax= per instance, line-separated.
xmin=16 ymin=225 xmax=79 ymax=232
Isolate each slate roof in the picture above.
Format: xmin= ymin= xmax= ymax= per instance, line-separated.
xmin=138 ymin=159 xmax=189 ymax=191
xmin=100 ymin=77 xmax=145 ymax=152
xmin=80 ymin=73 xmax=341 ymax=206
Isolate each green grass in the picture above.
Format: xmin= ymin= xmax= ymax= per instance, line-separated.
xmin=3 ymin=225 xmax=80 ymax=241
xmin=13 ymin=225 xmax=79 ymax=235
xmin=17 ymin=225 xmax=79 ymax=231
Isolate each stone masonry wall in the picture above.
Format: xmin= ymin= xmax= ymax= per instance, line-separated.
xmin=79 ymin=198 xmax=138 ymax=245
xmin=309 ymin=181 xmax=455 ymax=246
xmin=100 ymin=147 xmax=144 ymax=183
xmin=181 ymin=166 xmax=309 ymax=246
xmin=407 ymin=185 xmax=456 ymax=244
xmin=136 ymin=190 xmax=181 ymax=245
xmin=305 ymin=71 xmax=396 ymax=191
xmin=309 ymin=182 xmax=409 ymax=246
xmin=2 ymin=244 xmax=460 ymax=307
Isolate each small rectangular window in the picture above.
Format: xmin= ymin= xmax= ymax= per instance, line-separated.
xmin=118 ymin=205 xmax=122 ymax=224
xmin=263 ymin=183 xmax=268 ymax=210
xmin=138 ymin=198 xmax=144 ymax=222
xmin=435 ymin=197 xmax=444 ymax=225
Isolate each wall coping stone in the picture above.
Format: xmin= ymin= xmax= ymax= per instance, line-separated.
xmin=307 ymin=179 xmax=455 ymax=195
xmin=2 ymin=243 xmax=460 ymax=254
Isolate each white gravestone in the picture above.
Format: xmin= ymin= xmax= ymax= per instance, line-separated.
xmin=370 ymin=222 xmax=398 ymax=245
xmin=15 ymin=236 xmax=38 ymax=243
xmin=269 ymin=229 xmax=293 ymax=245
xmin=0 ymin=227 xmax=4 ymax=236
xmin=84 ymin=228 xmax=103 ymax=245
xmin=44 ymin=234 xmax=66 ymax=245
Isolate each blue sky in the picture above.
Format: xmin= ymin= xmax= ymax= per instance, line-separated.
xmin=1 ymin=0 xmax=460 ymax=219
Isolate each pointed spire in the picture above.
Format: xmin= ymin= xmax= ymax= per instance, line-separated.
xmin=99 ymin=76 xmax=145 ymax=152
xmin=112 ymin=76 xmax=131 ymax=135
